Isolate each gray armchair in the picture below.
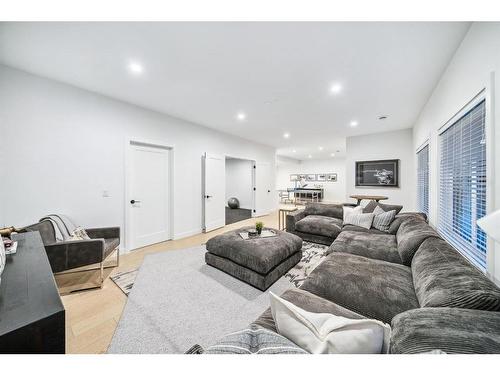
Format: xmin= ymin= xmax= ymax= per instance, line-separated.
xmin=22 ymin=220 xmax=120 ymax=292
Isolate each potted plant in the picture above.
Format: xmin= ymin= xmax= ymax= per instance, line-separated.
xmin=255 ymin=221 xmax=264 ymax=235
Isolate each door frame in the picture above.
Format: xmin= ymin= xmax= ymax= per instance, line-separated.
xmin=224 ymin=154 xmax=257 ymax=217
xmin=124 ymin=138 xmax=174 ymax=253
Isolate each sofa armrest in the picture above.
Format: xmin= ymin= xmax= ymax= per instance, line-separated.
xmin=45 ymin=239 xmax=105 ymax=273
xmin=390 ymin=307 xmax=500 ymax=354
xmin=286 ymin=209 xmax=307 ymax=232
xmin=86 ymin=227 xmax=120 ymax=239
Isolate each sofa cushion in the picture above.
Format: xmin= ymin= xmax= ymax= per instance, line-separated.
xmin=254 ymin=288 xmax=365 ymax=332
xmin=412 ymin=237 xmax=500 ymax=311
xmin=363 ymin=200 xmax=403 ymax=215
xmin=390 ymin=307 xmax=500 ymax=354
xmin=396 ymin=217 xmax=440 ymax=265
xmin=303 ymin=203 xmax=343 ymax=219
xmin=328 ymin=231 xmax=402 ymax=264
xmin=341 ymin=225 xmax=387 ymax=235
xmin=387 ymin=213 xmax=426 ymax=234
xmin=295 ymin=215 xmax=342 ymax=238
xmin=300 ymin=253 xmax=419 ymax=323
xmin=372 ymin=206 xmax=396 ymax=232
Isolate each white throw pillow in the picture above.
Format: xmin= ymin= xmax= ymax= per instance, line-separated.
xmin=270 ymin=292 xmax=391 ymax=354
xmin=343 ymin=212 xmax=375 ymax=229
xmin=372 ymin=206 xmax=396 ymax=232
xmin=342 ymin=206 xmax=363 ymax=221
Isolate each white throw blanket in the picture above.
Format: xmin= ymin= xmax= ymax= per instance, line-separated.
xmin=40 ymin=214 xmax=89 ymax=242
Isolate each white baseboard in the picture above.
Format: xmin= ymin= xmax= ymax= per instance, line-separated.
xmin=173 ymin=228 xmax=202 ymax=240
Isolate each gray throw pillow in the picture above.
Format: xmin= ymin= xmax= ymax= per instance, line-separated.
xmin=364 ymin=200 xmax=403 ymax=215
xmin=372 ymin=206 xmax=396 ymax=232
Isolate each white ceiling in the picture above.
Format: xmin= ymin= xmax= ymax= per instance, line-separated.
xmin=0 ymin=22 xmax=470 ymax=160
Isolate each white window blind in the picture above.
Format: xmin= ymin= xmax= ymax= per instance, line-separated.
xmin=439 ymin=99 xmax=487 ymax=270
xmin=416 ymin=144 xmax=429 ymax=216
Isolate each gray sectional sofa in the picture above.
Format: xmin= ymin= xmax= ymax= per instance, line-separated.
xmin=251 ymin=202 xmax=500 ymax=354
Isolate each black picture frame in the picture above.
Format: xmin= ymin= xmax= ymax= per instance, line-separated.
xmin=355 ymin=159 xmax=399 ymax=187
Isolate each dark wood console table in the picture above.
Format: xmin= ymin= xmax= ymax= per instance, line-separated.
xmin=0 ymin=232 xmax=65 ymax=353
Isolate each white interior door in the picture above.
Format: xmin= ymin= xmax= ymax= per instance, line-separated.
xmin=203 ymin=153 xmax=226 ymax=232
xmin=255 ymin=161 xmax=273 ymax=216
xmin=128 ymin=143 xmax=171 ymax=250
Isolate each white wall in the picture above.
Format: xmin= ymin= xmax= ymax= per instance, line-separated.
xmin=225 ymin=158 xmax=253 ymax=209
xmin=412 ymin=22 xmax=500 ymax=283
xmin=276 ymin=158 xmax=346 ymax=203
xmin=0 ymin=65 xmax=276 ymax=249
xmin=345 ymin=128 xmax=415 ymax=210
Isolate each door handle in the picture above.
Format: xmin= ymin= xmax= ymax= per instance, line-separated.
xmin=205 ymin=195 xmax=212 ymax=199
xmin=130 ymin=199 xmax=141 ymax=204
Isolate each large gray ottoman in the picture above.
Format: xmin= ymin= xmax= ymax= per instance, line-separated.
xmin=205 ymin=227 xmax=303 ymax=291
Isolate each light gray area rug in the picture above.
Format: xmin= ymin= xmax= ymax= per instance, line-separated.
xmin=108 ymin=242 xmax=328 ymax=354
xmin=110 ymin=241 xmax=328 ymax=295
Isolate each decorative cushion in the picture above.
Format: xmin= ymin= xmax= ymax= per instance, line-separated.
xmin=372 ymin=206 xmax=396 ymax=232
xmin=396 ymin=217 xmax=440 ymax=265
xmin=270 ymin=292 xmax=391 ymax=354
xmin=328 ymin=231 xmax=402 ymax=264
xmin=303 ymin=203 xmax=344 ymax=219
xmin=300 ymin=253 xmax=419 ymax=323
xmin=203 ymin=324 xmax=307 ymax=354
xmin=364 ymin=201 xmax=403 ymax=215
xmin=390 ymin=307 xmax=500 ymax=354
xmin=342 ymin=205 xmax=363 ymax=221
xmin=295 ymin=215 xmax=342 ymax=238
xmin=343 ymin=212 xmax=375 ymax=230
xmin=411 ymin=237 xmax=500 ymax=311
xmin=254 ymin=288 xmax=366 ymax=333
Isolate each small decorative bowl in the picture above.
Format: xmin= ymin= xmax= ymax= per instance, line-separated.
xmin=247 ymin=229 xmax=258 ymax=237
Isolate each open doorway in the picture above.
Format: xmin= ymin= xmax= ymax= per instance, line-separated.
xmin=225 ymin=156 xmax=255 ymax=225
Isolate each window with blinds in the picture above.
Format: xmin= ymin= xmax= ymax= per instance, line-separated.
xmin=416 ymin=144 xmax=429 ymax=216
xmin=439 ymin=99 xmax=487 ymax=270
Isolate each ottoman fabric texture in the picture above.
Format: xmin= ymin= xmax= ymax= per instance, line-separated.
xmin=205 ymin=227 xmax=303 ymax=290
xmin=206 ymin=226 xmax=303 ymax=274
xmin=205 ymin=251 xmax=302 ymax=291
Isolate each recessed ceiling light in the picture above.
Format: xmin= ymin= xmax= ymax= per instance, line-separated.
xmin=318 ymin=146 xmax=323 ymax=151
xmin=236 ymin=112 xmax=247 ymax=121
xmin=329 ymin=83 xmax=342 ymax=95
xmin=128 ymin=62 xmax=144 ymax=75
xmin=292 ymin=149 xmax=297 ymax=153
xmin=308 ymin=154 xmax=312 ymax=159
xmin=330 ymin=153 xmax=336 ymax=157
xmin=283 ymin=132 xmax=290 ymax=139
xmin=350 ymin=120 xmax=359 ymax=127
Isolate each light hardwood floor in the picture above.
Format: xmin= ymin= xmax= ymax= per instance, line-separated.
xmin=60 ymin=210 xmax=281 ymax=354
